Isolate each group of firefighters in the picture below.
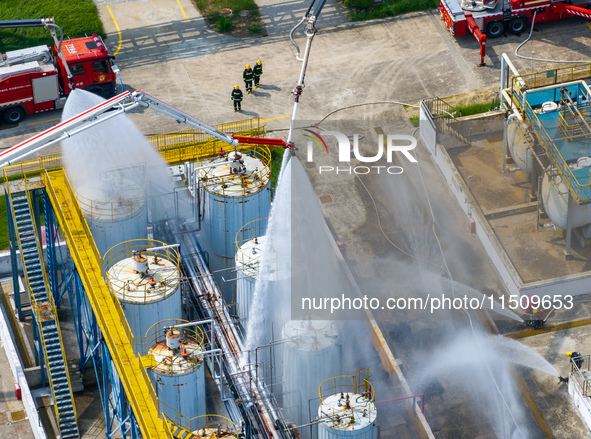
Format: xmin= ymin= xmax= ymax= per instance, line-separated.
xmin=231 ymin=60 xmax=263 ymax=112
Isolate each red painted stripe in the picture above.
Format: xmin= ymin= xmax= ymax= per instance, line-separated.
xmin=0 ymin=91 xmax=131 ymax=159
xmin=304 ymin=129 xmax=328 ymax=152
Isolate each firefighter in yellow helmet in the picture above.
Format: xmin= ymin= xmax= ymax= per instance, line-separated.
xmin=231 ymin=85 xmax=243 ymax=112
xmin=253 ymin=60 xmax=263 ymax=88
xmin=567 ymin=351 xmax=584 ymax=369
xmin=243 ymin=64 xmax=254 ymax=94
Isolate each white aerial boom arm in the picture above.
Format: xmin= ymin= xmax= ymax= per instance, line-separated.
xmin=0 ymin=90 xmax=240 ymax=169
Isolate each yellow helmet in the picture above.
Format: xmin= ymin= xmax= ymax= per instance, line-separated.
xmin=567 ymin=352 xmax=573 ymax=357
xmin=245 ymin=64 xmax=250 ymax=69
xmin=532 ymin=308 xmax=538 ymax=314
xmin=257 ymin=60 xmax=262 ymax=65
xmin=234 ymin=85 xmax=239 ymax=89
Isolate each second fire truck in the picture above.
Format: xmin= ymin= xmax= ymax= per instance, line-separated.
xmin=440 ymin=0 xmax=591 ymax=65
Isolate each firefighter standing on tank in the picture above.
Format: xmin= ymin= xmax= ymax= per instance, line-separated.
xmin=231 ymin=85 xmax=243 ymax=112
xmin=253 ymin=60 xmax=263 ymax=88
xmin=243 ymin=64 xmax=254 ymax=94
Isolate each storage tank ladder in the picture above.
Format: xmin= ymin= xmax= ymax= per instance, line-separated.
xmin=42 ymin=169 xmax=178 ymax=439
xmin=7 ymin=186 xmax=80 ymax=439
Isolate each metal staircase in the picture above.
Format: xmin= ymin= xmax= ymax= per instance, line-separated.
xmin=8 ymin=187 xmax=80 ymax=439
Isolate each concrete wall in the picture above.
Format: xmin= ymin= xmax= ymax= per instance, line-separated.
xmin=423 ymin=113 xmax=591 ymax=297
xmin=568 ymin=376 xmax=591 ymax=431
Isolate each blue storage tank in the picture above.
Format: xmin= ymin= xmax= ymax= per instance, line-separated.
xmin=234 ymin=218 xmax=268 ymax=325
xmin=198 ymin=148 xmax=272 ymax=307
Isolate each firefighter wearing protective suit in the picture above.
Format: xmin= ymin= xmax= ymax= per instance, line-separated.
xmin=253 ymin=60 xmax=263 ymax=88
xmin=231 ymin=85 xmax=243 ymax=112
xmin=567 ymin=351 xmax=584 ymax=369
xmin=243 ymin=64 xmax=254 ymax=94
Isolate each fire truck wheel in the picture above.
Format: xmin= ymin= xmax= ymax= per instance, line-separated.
xmin=485 ymin=21 xmax=504 ymax=38
xmin=3 ymin=107 xmax=25 ymax=124
xmin=509 ymin=17 xmax=528 ymax=35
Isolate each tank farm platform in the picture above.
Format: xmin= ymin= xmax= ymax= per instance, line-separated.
xmin=0 ymin=104 xmax=429 ymax=439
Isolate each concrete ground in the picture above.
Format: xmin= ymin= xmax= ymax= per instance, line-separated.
xmin=2 ymin=1 xmax=591 ymax=438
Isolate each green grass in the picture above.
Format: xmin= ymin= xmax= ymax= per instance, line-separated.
xmin=408 ymin=98 xmax=500 ymax=126
xmin=350 ymin=0 xmax=438 ymax=22
xmin=0 ymin=0 xmax=106 ymax=52
xmin=192 ymin=0 xmax=265 ymax=37
xmin=194 ymin=0 xmax=259 ymax=15
xmin=270 ymin=148 xmax=284 ymax=190
xmin=454 ymin=101 xmax=497 ymax=117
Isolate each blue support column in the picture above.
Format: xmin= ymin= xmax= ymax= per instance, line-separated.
xmin=102 ymin=351 xmax=112 ymax=438
xmin=72 ymin=269 xmax=141 ymax=439
xmin=72 ymin=272 xmax=88 ymax=373
xmin=31 ymin=307 xmax=45 ymax=387
xmin=5 ymin=194 xmax=23 ymax=320
xmin=43 ymin=190 xmax=60 ymax=308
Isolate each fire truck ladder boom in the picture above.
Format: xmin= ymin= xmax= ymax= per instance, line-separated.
xmin=0 ymin=90 xmax=294 ymax=171
xmin=466 ymin=14 xmax=487 ymax=67
xmin=552 ymin=2 xmax=591 ymax=20
xmin=286 ymin=0 xmax=328 ymax=149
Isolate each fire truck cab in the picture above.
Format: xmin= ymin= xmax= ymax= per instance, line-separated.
xmin=0 ymin=33 xmax=116 ymax=124
xmin=56 ymin=34 xmax=116 ymax=99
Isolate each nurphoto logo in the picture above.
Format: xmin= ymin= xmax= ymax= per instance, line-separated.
xmin=304 ymin=129 xmax=417 ymax=174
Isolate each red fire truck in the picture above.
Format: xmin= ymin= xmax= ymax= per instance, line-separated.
xmin=440 ymin=0 xmax=591 ymax=65
xmin=0 ymin=18 xmax=117 ymax=124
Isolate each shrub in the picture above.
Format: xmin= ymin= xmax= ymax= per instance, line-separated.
xmin=248 ymin=23 xmax=262 ymax=34
xmin=344 ymin=0 xmax=375 ymax=8
xmin=216 ymin=16 xmax=233 ymax=32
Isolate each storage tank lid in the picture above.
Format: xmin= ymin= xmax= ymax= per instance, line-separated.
xmin=236 ymin=235 xmax=268 ymax=277
xmin=282 ymin=319 xmax=338 ymax=351
xmin=542 ymin=101 xmax=559 ymax=113
xmin=76 ymin=174 xmax=145 ymax=221
xmin=318 ymin=393 xmax=377 ymax=431
xmin=106 ymin=253 xmax=180 ymax=304
xmin=149 ymin=336 xmax=203 ymax=375
xmin=197 ymin=150 xmax=270 ymax=198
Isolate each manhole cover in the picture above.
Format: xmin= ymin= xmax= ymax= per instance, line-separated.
xmin=239 ymin=10 xmax=249 ymax=17
xmin=11 ymin=410 xmax=25 ymax=421
xmin=219 ymin=8 xmax=233 ymax=17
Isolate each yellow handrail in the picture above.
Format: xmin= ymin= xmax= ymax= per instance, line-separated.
xmin=234 ymin=218 xmax=268 ymax=278
xmin=161 ymin=410 xmax=238 ymax=436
